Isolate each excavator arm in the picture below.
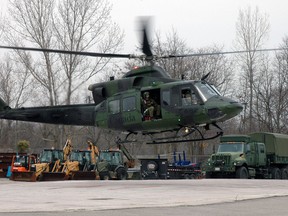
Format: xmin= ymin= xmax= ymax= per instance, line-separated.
xmin=117 ymin=144 xmax=135 ymax=168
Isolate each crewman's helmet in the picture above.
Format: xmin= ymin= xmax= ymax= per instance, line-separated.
xmin=143 ymin=92 xmax=150 ymax=98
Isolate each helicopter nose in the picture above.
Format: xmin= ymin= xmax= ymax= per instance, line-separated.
xmin=219 ymin=99 xmax=243 ymax=121
xmin=206 ymin=97 xmax=243 ymax=122
xmin=226 ymin=101 xmax=243 ymax=115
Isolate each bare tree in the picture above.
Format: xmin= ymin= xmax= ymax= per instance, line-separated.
xmin=259 ymin=36 xmax=288 ymax=133
xmin=235 ymin=6 xmax=270 ymax=132
xmin=1 ymin=0 xmax=124 ymax=148
xmin=53 ymin=0 xmax=124 ymax=105
xmin=5 ymin=0 xmax=57 ymax=106
xmin=185 ymin=46 xmax=235 ymax=96
xmin=154 ymin=29 xmax=193 ymax=79
xmin=0 ymin=55 xmax=34 ymax=149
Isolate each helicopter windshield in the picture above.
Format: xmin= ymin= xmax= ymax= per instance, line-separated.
xmin=194 ymin=82 xmax=220 ymax=101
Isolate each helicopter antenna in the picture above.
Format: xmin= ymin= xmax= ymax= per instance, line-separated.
xmin=201 ymin=72 xmax=211 ymax=81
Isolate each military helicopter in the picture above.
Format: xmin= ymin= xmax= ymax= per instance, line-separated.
xmin=0 ymin=22 xmax=245 ymax=144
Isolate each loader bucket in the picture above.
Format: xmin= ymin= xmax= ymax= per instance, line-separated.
xmin=10 ymin=172 xmax=37 ymax=182
xmin=70 ymin=171 xmax=97 ymax=180
xmin=39 ymin=172 xmax=68 ymax=181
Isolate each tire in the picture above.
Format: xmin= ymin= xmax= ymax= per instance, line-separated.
xmin=236 ymin=166 xmax=248 ymax=179
xmin=271 ymin=168 xmax=281 ymax=179
xmin=190 ymin=174 xmax=196 ymax=179
xmin=184 ymin=174 xmax=190 ymax=179
xmin=99 ymin=171 xmax=110 ymax=180
xmin=205 ymin=172 xmax=213 ymax=178
xmin=281 ymin=169 xmax=288 ymax=179
xmin=116 ymin=167 xmax=128 ymax=180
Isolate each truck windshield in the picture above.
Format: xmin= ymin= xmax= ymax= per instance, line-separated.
xmin=217 ymin=143 xmax=244 ymax=153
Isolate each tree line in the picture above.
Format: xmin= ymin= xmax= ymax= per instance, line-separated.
xmin=0 ymin=1 xmax=287 ymax=162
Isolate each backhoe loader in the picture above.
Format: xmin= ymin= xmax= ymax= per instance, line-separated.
xmin=66 ymin=140 xmax=99 ymax=180
xmin=10 ymin=139 xmax=73 ymax=181
xmin=37 ymin=139 xmax=73 ymax=181
xmin=96 ymin=144 xmax=135 ymax=180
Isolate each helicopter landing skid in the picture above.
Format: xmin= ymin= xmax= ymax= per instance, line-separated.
xmin=116 ymin=123 xmax=223 ymax=144
xmin=146 ymin=131 xmax=223 ymax=144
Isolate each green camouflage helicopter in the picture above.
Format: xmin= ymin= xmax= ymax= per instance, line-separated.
xmin=0 ymin=23 xmax=245 ymax=144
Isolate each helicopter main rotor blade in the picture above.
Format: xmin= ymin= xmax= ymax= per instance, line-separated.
xmin=161 ymin=48 xmax=287 ymax=58
xmin=142 ymin=23 xmax=153 ymax=58
xmin=0 ymin=45 xmax=286 ymax=61
xmin=0 ymin=45 xmax=134 ymax=59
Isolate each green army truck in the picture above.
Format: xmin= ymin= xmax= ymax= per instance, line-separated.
xmin=205 ymin=132 xmax=288 ymax=179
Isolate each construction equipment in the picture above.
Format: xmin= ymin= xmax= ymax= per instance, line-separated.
xmin=69 ymin=150 xmax=98 ymax=180
xmin=37 ymin=139 xmax=73 ymax=181
xmin=205 ymin=132 xmax=288 ymax=179
xmin=34 ymin=148 xmax=66 ymax=181
xmin=97 ymin=149 xmax=127 ymax=180
xmin=69 ymin=140 xmax=99 ymax=180
xmin=10 ymin=154 xmax=37 ymax=181
xmin=96 ymin=144 xmax=135 ymax=180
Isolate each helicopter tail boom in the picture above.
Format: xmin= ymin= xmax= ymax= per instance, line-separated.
xmin=0 ymin=102 xmax=96 ymax=126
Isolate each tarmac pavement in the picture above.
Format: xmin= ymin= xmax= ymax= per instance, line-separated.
xmin=1 ymin=178 xmax=288 ymax=215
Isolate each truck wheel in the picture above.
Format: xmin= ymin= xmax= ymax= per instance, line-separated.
xmin=272 ymin=168 xmax=281 ymax=179
xmin=116 ymin=167 xmax=128 ymax=180
xmin=205 ymin=172 xmax=213 ymax=178
xmin=236 ymin=166 xmax=248 ymax=179
xmin=281 ymin=169 xmax=288 ymax=179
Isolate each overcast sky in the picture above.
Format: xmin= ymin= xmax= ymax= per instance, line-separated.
xmin=110 ymin=0 xmax=288 ymax=53
xmin=1 ymin=0 xmax=287 ymax=54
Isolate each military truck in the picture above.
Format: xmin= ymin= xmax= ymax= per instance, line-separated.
xmin=205 ymin=132 xmax=288 ymax=179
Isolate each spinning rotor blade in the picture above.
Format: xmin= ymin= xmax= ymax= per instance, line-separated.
xmin=0 ymin=45 xmax=286 ymax=61
xmin=0 ymin=18 xmax=155 ymax=62
xmin=0 ymin=45 xmax=133 ymax=59
xmin=160 ymin=48 xmax=287 ymax=58
xmin=142 ymin=22 xmax=153 ymax=58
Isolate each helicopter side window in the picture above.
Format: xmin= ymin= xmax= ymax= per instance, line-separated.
xmin=108 ymin=100 xmax=120 ymax=114
xmin=122 ymin=96 xmax=136 ymax=112
xmin=162 ymin=90 xmax=170 ymax=106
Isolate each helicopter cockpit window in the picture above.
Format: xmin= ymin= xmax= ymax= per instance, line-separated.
xmin=194 ymin=82 xmax=219 ymax=102
xmin=181 ymin=89 xmax=198 ymax=106
xmin=108 ymin=100 xmax=120 ymax=114
xmin=123 ymin=96 xmax=136 ymax=112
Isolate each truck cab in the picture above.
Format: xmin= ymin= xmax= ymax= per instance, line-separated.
xmin=205 ymin=135 xmax=266 ymax=178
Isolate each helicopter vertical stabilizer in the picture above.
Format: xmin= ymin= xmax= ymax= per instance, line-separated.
xmin=0 ymin=98 xmax=10 ymax=111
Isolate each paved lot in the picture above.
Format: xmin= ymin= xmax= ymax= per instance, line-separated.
xmin=1 ymin=178 xmax=288 ymax=215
